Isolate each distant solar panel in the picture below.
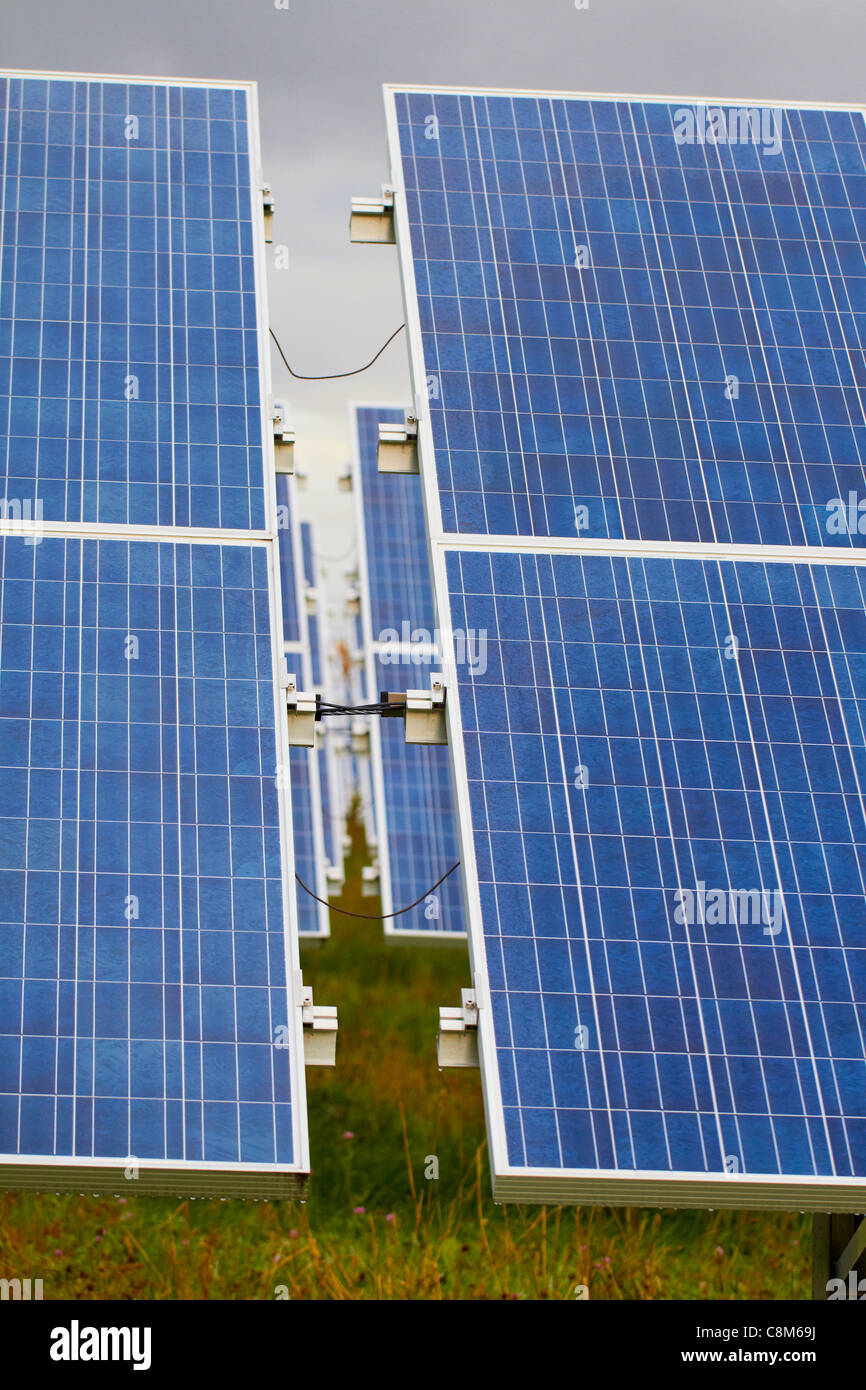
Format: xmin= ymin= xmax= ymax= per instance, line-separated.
xmin=352 ymin=404 xmax=466 ymax=938
xmin=300 ymin=521 xmax=344 ymax=888
xmin=386 ymin=87 xmax=866 ymax=1206
xmin=275 ymin=490 xmax=329 ymax=938
xmin=352 ymin=407 xmax=437 ymax=637
xmin=0 ymin=72 xmax=310 ymax=1197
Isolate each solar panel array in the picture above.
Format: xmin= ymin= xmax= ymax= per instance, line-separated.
xmin=387 ymin=86 xmax=866 ymax=1206
xmin=0 ymin=72 xmax=309 ymax=1197
xmin=352 ymin=404 xmax=465 ymax=938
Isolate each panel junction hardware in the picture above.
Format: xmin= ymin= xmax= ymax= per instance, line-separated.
xmin=438 ymin=989 xmax=479 ymax=1069
xmin=297 ymin=980 xmax=338 ymax=1067
xmin=285 ymin=671 xmax=318 ymax=747
xmin=404 ymin=674 xmax=447 ymax=745
xmin=351 ymin=716 xmax=370 ymax=755
xmin=361 ymin=864 xmax=380 ymax=898
xmin=262 ymin=183 xmax=275 ymax=243
xmin=272 ymin=402 xmax=295 ymax=474
xmin=377 ymin=416 xmax=418 ymax=474
xmin=345 ymin=584 xmax=361 ymax=616
xmin=349 ymin=186 xmax=395 ymax=243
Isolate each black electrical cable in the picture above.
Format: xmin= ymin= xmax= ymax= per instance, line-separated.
xmin=295 ymin=861 xmax=461 ymax=921
xmin=316 ymin=699 xmax=403 ymax=718
xmin=269 ymin=323 xmax=405 ymax=381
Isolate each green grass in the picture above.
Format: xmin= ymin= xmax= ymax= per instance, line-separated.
xmin=0 ymin=811 xmax=810 ymax=1299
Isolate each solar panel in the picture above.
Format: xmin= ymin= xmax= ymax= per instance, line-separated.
xmin=0 ymin=72 xmax=310 ymax=1197
xmin=388 ymin=90 xmax=866 ymax=549
xmin=275 ymin=484 xmax=329 ymax=938
xmin=300 ymin=520 xmax=344 ymax=889
xmin=385 ymin=86 xmax=866 ymax=1207
xmin=352 ymin=404 xmax=465 ymax=938
xmin=0 ymin=74 xmax=267 ymax=531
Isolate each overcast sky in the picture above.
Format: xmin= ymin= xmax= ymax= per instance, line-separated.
xmin=3 ymin=0 xmax=864 ymax=614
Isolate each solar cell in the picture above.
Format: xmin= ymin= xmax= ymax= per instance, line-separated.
xmin=352 ymin=404 xmax=466 ymax=938
xmin=385 ymin=86 xmax=866 ymax=1205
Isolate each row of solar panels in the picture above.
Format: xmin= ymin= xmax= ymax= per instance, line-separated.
xmin=1 ymin=69 xmax=866 ymax=1212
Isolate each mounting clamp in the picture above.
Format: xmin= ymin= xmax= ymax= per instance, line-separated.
xmin=345 ymin=583 xmax=361 ymax=616
xmin=377 ymin=416 xmax=418 ymax=474
xmin=381 ymin=674 xmax=447 ymax=745
xmin=285 ymin=670 xmax=318 ymax=746
xmin=272 ymin=402 xmax=294 ymax=473
xmin=297 ymin=979 xmax=338 ymax=1067
xmin=361 ymin=863 xmax=380 ymax=898
xmin=262 ymin=184 xmax=275 ymax=243
xmin=351 ymin=716 xmax=370 ymax=755
xmin=349 ymin=186 xmax=395 ymax=243
xmin=438 ymin=989 xmax=479 ymax=1068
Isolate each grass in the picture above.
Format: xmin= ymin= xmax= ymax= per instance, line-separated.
xmin=0 ymin=810 xmax=810 ymax=1300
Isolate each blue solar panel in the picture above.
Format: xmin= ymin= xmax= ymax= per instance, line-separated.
xmin=445 ymin=547 xmax=866 ymax=1199
xmin=353 ymin=406 xmax=437 ymax=637
xmin=299 ymin=522 xmax=344 ymax=886
xmin=390 ymin=91 xmax=866 ymax=547
xmin=0 ymin=73 xmax=309 ymax=1197
xmin=352 ymin=403 xmax=465 ymax=938
xmin=274 ymin=484 xmax=328 ymax=937
xmin=373 ymin=659 xmax=465 ymax=935
xmin=0 ymin=75 xmax=267 ymax=530
xmin=0 ymin=535 xmax=302 ymax=1193
xmin=386 ymin=88 xmax=866 ymax=1206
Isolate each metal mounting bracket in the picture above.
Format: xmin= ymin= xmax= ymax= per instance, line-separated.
xmin=377 ymin=416 xmax=418 ymax=474
xmin=351 ymin=716 xmax=370 ymax=755
xmin=349 ymin=186 xmax=395 ymax=243
xmin=296 ymin=977 xmax=338 ymax=1067
xmin=438 ymin=989 xmax=479 ymax=1068
xmin=361 ymin=863 xmax=379 ymax=898
xmin=345 ymin=584 xmax=361 ymax=616
xmin=284 ymin=670 xmax=318 ymax=747
xmin=271 ymin=401 xmax=294 ymax=473
xmin=262 ymin=183 xmax=275 ymax=243
xmin=381 ymin=674 xmax=447 ymax=745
